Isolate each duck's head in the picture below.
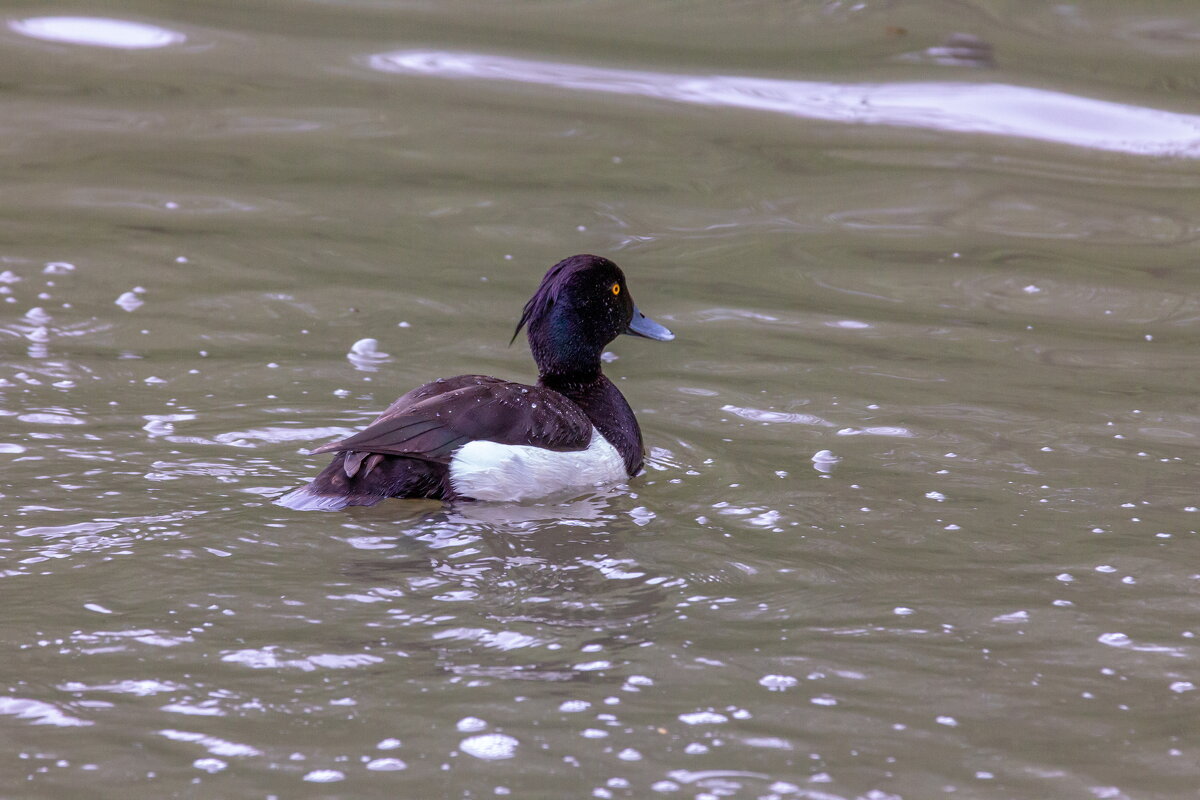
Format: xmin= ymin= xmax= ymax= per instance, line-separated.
xmin=513 ymin=254 xmax=673 ymax=378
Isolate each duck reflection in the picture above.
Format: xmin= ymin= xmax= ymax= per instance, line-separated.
xmin=335 ymin=489 xmax=669 ymax=683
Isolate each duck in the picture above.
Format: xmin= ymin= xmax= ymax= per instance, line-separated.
xmin=278 ymin=254 xmax=674 ymax=511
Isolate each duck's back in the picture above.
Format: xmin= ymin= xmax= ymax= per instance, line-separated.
xmin=277 ymin=375 xmax=598 ymax=510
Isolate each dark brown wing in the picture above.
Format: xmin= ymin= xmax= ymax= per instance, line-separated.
xmin=308 ymin=375 xmax=593 ymax=464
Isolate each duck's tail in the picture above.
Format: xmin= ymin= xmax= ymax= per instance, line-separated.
xmin=275 ymin=484 xmax=380 ymax=512
xmin=275 ymin=451 xmax=449 ymax=511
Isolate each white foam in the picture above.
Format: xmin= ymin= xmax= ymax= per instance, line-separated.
xmin=460 ymin=733 xmax=518 ymax=760
xmin=758 ymin=674 xmax=798 ymax=692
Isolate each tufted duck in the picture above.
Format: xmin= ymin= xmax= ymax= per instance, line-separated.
xmin=278 ymin=254 xmax=673 ymax=510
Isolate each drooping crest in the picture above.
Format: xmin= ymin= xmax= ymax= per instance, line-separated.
xmin=510 ymin=254 xmax=615 ymax=344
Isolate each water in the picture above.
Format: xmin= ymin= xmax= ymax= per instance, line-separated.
xmin=3 ymin=2 xmax=1200 ymax=797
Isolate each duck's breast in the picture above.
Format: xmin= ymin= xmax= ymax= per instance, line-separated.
xmin=448 ymin=427 xmax=626 ymax=501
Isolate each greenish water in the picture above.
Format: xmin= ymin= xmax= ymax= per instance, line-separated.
xmin=3 ymin=2 xmax=1200 ymax=798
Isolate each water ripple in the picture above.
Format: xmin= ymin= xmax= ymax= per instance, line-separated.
xmin=0 ymin=696 xmax=92 ymax=727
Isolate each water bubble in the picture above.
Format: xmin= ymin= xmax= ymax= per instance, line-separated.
xmin=812 ymin=449 xmax=840 ymax=473
xmin=558 ymin=700 xmax=590 ymax=713
xmin=347 ymin=338 xmax=390 ymax=371
xmin=456 ymin=716 xmax=487 ymax=732
xmin=303 ymin=769 xmax=344 ymax=783
xmin=759 ymin=674 xmax=798 ymax=691
xmin=115 ymin=291 xmax=144 ymax=312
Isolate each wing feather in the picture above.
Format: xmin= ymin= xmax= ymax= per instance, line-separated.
xmin=308 ymin=375 xmax=592 ymax=464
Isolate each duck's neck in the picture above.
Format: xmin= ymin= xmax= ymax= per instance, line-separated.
xmin=539 ymin=370 xmax=644 ymax=475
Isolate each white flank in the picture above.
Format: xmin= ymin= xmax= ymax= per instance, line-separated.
xmin=449 ymin=428 xmax=626 ymax=501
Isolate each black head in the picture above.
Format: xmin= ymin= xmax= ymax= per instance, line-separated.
xmin=512 ymin=254 xmax=673 ymax=378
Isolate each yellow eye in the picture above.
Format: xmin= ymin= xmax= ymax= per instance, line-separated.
xmin=611 ymin=283 xmax=621 ymax=296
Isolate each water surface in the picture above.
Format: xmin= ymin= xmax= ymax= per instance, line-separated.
xmin=3 ymin=2 xmax=1200 ymax=798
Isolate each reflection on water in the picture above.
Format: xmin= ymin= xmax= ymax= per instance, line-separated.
xmin=8 ymin=16 xmax=186 ymax=49
xmin=371 ymin=50 xmax=1200 ymax=157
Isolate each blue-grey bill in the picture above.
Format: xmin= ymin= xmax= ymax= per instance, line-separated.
xmin=626 ymin=305 xmax=675 ymax=341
